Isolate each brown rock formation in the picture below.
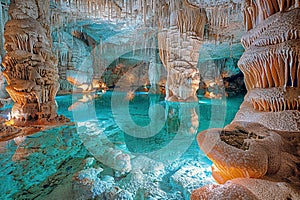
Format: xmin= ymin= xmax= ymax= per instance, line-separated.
xmin=1 ymin=0 xmax=61 ymax=125
xmin=192 ymin=121 xmax=300 ymax=199
xmin=242 ymin=0 xmax=299 ymax=31
xmin=191 ymin=178 xmax=300 ymax=200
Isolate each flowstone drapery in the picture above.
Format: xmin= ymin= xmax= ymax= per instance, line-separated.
xmin=239 ymin=8 xmax=300 ymax=111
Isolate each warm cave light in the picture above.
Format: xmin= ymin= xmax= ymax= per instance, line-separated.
xmin=205 ymin=91 xmax=217 ymax=98
xmin=126 ymin=74 xmax=136 ymax=84
xmin=125 ymin=91 xmax=135 ymax=101
xmin=4 ymin=119 xmax=14 ymax=126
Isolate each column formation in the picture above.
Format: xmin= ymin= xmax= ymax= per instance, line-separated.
xmin=158 ymin=0 xmax=206 ymax=102
xmin=238 ymin=2 xmax=300 ymax=111
xmin=192 ymin=1 xmax=300 ymax=199
xmin=1 ymin=0 xmax=60 ymax=124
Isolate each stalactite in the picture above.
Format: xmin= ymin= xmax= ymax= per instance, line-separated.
xmin=243 ymin=0 xmax=299 ymax=31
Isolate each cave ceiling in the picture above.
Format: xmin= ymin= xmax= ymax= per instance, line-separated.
xmin=48 ymin=0 xmax=246 ymax=61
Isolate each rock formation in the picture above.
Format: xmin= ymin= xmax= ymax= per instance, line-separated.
xmin=0 ymin=2 xmax=5 ymax=57
xmin=1 ymin=0 xmax=61 ymax=125
xmin=158 ymin=0 xmax=205 ymax=102
xmin=44 ymin=0 xmax=244 ymax=99
xmin=239 ymin=7 xmax=300 ymax=111
xmin=197 ymin=123 xmax=283 ymax=184
xmin=193 ymin=1 xmax=300 ymax=199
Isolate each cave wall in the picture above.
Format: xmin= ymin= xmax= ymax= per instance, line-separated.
xmin=45 ymin=0 xmax=244 ymax=97
xmin=0 ymin=1 xmax=9 ymax=100
xmin=198 ymin=57 xmax=245 ymax=97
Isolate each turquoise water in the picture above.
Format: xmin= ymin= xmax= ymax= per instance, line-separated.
xmin=0 ymin=92 xmax=244 ymax=199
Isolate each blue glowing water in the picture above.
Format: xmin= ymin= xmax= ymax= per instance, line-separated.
xmin=0 ymin=92 xmax=244 ymax=199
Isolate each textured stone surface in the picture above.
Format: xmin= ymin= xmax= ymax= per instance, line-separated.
xmin=1 ymin=0 xmax=62 ymax=125
xmin=197 ymin=123 xmax=284 ymax=183
xmin=234 ymin=100 xmax=300 ymax=132
xmin=52 ymin=30 xmax=91 ymax=93
xmin=194 ymin=2 xmax=300 ymax=199
xmin=72 ymin=166 xmax=115 ymax=199
xmin=158 ymin=0 xmax=205 ymax=101
xmin=238 ymin=8 xmax=300 ymax=111
xmin=170 ymin=164 xmax=214 ymax=199
xmin=40 ymin=0 xmax=245 ymax=100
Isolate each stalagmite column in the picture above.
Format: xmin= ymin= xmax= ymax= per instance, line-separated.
xmin=192 ymin=1 xmax=300 ymax=199
xmin=239 ymin=4 xmax=300 ymax=112
xmin=1 ymin=0 xmax=61 ymax=124
xmin=158 ymin=0 xmax=206 ymax=102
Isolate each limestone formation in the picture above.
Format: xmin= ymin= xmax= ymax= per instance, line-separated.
xmin=193 ymin=1 xmax=300 ymax=199
xmin=194 ymin=120 xmax=300 ymax=199
xmin=238 ymin=8 xmax=300 ymax=111
xmin=46 ymin=0 xmax=243 ymax=100
xmin=197 ymin=123 xmax=282 ymax=184
xmin=1 ymin=0 xmax=60 ymax=124
xmin=242 ymin=0 xmax=299 ymax=31
xmin=191 ymin=178 xmax=300 ymax=200
xmin=158 ymin=0 xmax=205 ymax=102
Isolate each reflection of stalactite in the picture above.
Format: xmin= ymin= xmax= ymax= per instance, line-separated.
xmin=166 ymin=102 xmax=199 ymax=135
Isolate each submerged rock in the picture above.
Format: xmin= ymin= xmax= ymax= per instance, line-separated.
xmin=72 ymin=166 xmax=115 ymax=199
xmin=170 ymin=164 xmax=214 ymax=199
xmin=104 ymin=186 xmax=134 ymax=200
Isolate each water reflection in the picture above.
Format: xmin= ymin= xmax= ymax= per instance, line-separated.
xmin=72 ymin=92 xmax=202 ymax=169
xmin=166 ymin=102 xmax=199 ymax=135
xmin=68 ymin=94 xmax=94 ymax=111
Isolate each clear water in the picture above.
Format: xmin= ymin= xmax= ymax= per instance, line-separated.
xmin=0 ymin=92 xmax=244 ymax=199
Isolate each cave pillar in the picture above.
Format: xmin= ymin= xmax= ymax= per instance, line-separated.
xmin=158 ymin=1 xmax=205 ymax=102
xmin=192 ymin=1 xmax=300 ymax=199
xmin=238 ymin=5 xmax=300 ymax=112
xmin=1 ymin=0 xmax=60 ymax=125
